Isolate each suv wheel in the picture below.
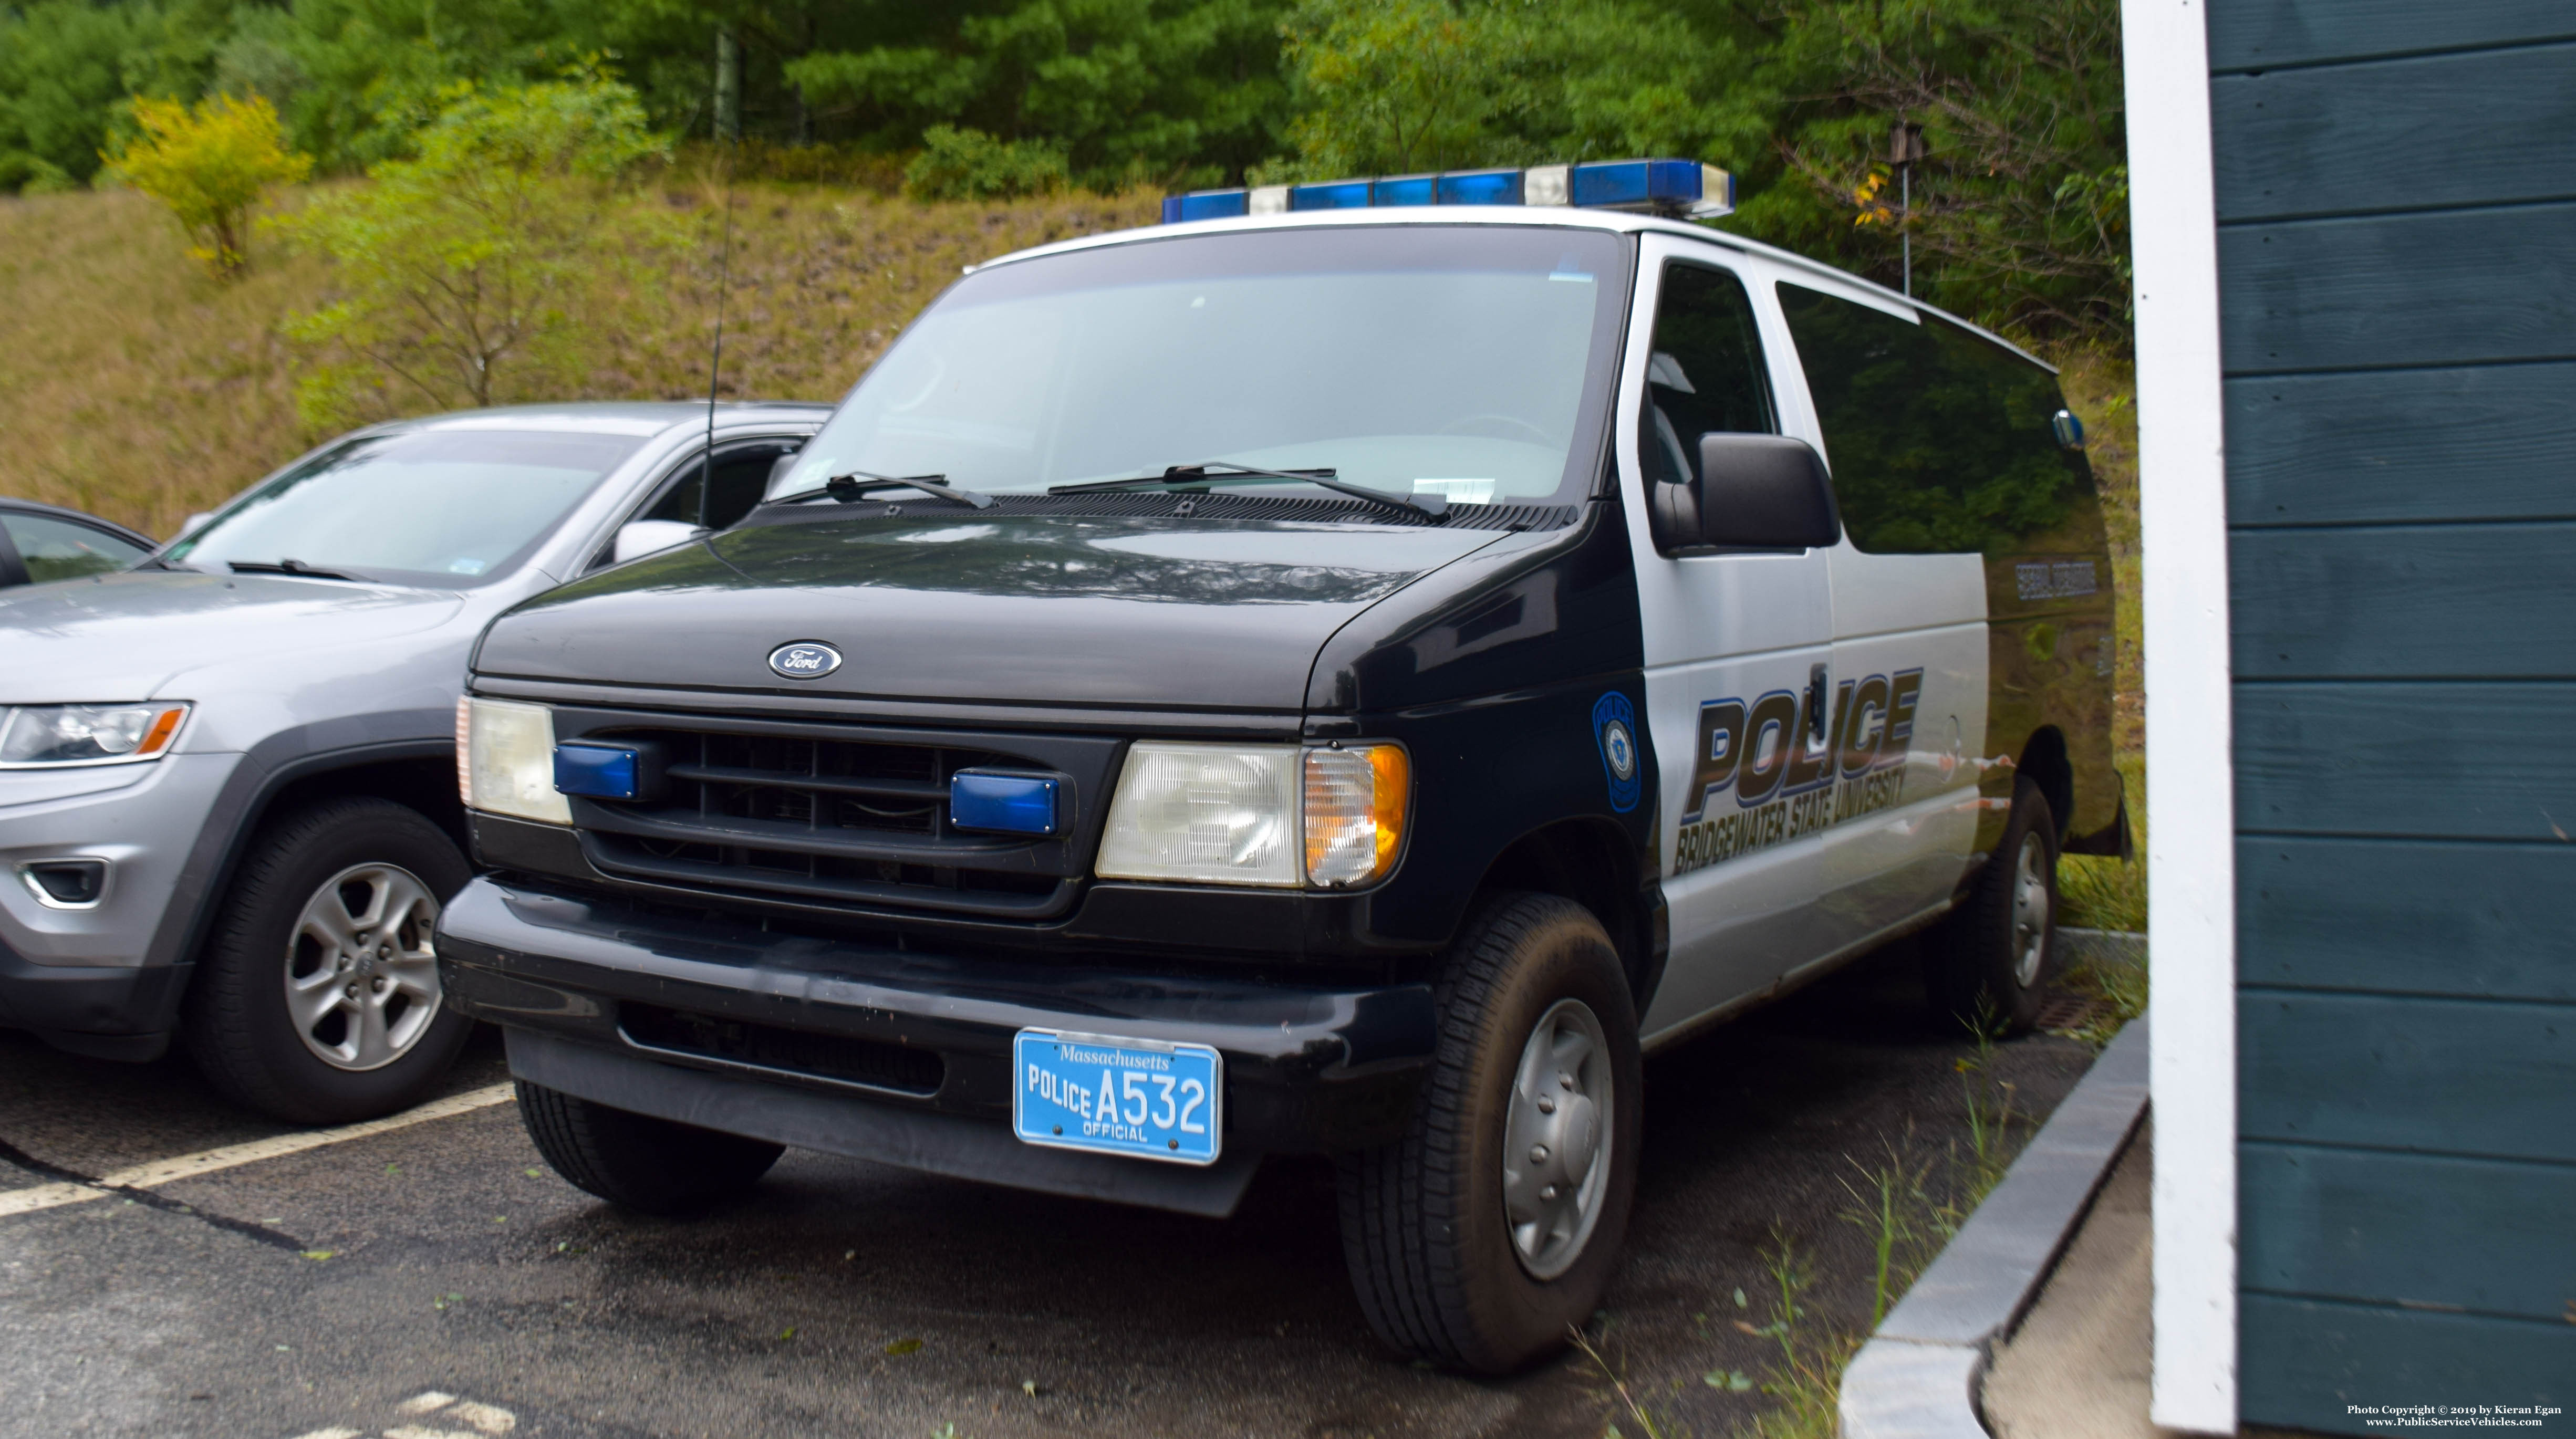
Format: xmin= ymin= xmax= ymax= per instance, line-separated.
xmin=1336 ymin=892 xmax=1643 ymax=1374
xmin=517 ymin=1081 xmax=783 ymax=1215
xmin=1923 ymin=776 xmax=2060 ymax=1036
xmin=183 ymin=797 xmax=473 ymax=1124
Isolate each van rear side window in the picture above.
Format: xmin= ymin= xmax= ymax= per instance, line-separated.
xmin=1778 ymin=284 xmax=2090 ymax=556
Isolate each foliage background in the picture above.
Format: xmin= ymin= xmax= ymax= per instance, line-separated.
xmin=0 ymin=0 xmax=2127 ymax=342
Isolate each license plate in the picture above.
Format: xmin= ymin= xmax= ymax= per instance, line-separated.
xmin=1011 ymin=1029 xmax=1222 ymax=1166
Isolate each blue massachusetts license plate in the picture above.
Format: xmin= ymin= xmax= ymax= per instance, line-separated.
xmin=1011 ymin=1029 xmax=1222 ymax=1166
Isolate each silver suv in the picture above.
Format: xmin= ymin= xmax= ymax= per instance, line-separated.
xmin=0 ymin=402 xmax=825 ymax=1122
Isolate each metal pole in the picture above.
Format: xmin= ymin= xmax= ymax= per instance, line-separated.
xmin=1900 ymin=163 xmax=1912 ymax=298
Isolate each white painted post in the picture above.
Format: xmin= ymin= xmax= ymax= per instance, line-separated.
xmin=2121 ymin=0 xmax=2239 ymax=1431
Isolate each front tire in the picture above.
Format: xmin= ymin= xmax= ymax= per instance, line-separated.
xmin=1923 ymin=776 xmax=2060 ymax=1036
xmin=1336 ymin=892 xmax=1643 ymax=1374
xmin=182 ymin=797 xmax=473 ymax=1124
xmin=517 ymin=1081 xmax=783 ymax=1215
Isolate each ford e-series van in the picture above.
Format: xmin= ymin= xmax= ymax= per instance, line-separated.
xmin=437 ymin=161 xmax=2121 ymax=1374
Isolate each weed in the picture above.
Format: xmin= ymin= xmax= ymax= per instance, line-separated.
xmin=1836 ymin=1146 xmax=1931 ymax=1329
xmin=1568 ymin=1322 xmax=1675 ymax=1439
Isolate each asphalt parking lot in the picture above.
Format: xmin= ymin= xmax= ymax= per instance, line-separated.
xmin=0 ymin=939 xmax=2096 ymax=1439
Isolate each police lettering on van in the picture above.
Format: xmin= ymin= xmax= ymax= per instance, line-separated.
xmin=440 ymin=159 xmax=2123 ymax=1379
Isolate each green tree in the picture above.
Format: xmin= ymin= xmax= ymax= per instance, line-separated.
xmin=0 ymin=0 xmax=156 ymax=190
xmin=276 ymin=75 xmax=677 ymax=422
xmin=1704 ymin=0 xmax=2129 ymax=339
xmin=105 ymin=91 xmax=313 ymax=277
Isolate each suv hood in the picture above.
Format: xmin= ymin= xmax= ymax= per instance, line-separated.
xmin=0 ymin=570 xmax=466 ymax=702
xmin=477 ymin=513 xmax=1504 ymax=711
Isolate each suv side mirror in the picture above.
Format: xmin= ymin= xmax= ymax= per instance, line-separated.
xmin=1653 ymin=433 xmax=1842 ymax=552
xmin=612 ymin=519 xmax=709 ymax=564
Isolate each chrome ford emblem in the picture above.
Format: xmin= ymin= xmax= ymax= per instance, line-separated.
xmin=767 ymin=641 xmax=842 ymax=680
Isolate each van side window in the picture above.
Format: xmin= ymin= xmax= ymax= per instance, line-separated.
xmin=1639 ymin=263 xmax=1777 ymax=489
xmin=1778 ymin=283 xmax=2091 ymax=556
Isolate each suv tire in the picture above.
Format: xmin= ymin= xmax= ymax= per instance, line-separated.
xmin=1923 ymin=776 xmax=2060 ymax=1036
xmin=518 ymin=1082 xmax=784 ymax=1215
xmin=183 ymin=797 xmax=473 ymax=1124
xmin=1336 ymin=891 xmax=1642 ymax=1374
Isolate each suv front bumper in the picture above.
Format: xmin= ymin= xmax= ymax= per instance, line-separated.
xmin=435 ymin=877 xmax=1439 ymax=1217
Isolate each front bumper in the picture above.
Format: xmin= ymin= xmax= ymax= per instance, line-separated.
xmin=435 ymin=876 xmax=1439 ymax=1216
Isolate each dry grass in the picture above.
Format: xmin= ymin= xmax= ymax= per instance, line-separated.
xmin=0 ymin=178 xmax=1159 ymax=538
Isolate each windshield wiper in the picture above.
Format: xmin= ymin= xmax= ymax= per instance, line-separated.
xmin=1050 ymin=463 xmax=1446 ymax=519
xmin=227 ymin=558 xmax=368 ymax=582
xmin=766 ymin=469 xmax=996 ymax=511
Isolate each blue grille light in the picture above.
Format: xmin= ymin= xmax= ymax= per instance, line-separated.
xmin=554 ymin=743 xmax=643 ymax=801
xmin=950 ymin=771 xmax=1060 ymax=836
xmin=1161 ymin=160 xmax=1731 ymax=223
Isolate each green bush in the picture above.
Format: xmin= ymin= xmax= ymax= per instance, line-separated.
xmin=902 ymin=124 xmax=1067 ymax=201
xmin=105 ymin=92 xmax=313 ymax=278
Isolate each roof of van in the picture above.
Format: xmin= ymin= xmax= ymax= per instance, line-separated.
xmin=974 ymin=205 xmax=2054 ymax=373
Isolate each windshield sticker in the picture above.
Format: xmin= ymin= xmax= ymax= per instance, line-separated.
xmin=1673 ymin=669 xmax=1923 ymax=874
xmin=1592 ymin=691 xmax=1642 ymax=813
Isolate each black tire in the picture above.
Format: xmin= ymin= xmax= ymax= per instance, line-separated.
xmin=1336 ymin=892 xmax=1643 ymax=1374
xmin=517 ymin=1081 xmax=783 ymax=1215
xmin=1923 ymin=776 xmax=2060 ymax=1036
xmin=182 ymin=797 xmax=474 ymax=1124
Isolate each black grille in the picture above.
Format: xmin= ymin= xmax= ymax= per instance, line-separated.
xmin=564 ymin=720 xmax=1109 ymax=920
xmin=620 ymin=1002 xmax=943 ymax=1095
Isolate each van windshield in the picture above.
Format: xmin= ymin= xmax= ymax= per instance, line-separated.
xmin=164 ymin=429 xmax=646 ymax=587
xmin=780 ymin=226 xmax=1632 ymax=510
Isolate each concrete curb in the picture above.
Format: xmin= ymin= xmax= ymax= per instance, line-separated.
xmin=2058 ymin=927 xmax=2147 ymax=972
xmin=1837 ymin=1017 xmax=2151 ymax=1438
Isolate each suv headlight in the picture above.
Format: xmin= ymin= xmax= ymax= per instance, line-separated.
xmin=456 ymin=696 xmax=571 ymax=825
xmin=0 ymin=703 xmax=190 ymax=768
xmin=1096 ymin=741 xmax=1409 ymax=889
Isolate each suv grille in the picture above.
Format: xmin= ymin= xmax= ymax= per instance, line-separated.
xmin=558 ymin=716 xmax=1120 ymax=921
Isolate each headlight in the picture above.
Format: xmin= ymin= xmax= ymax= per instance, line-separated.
xmin=457 ymin=696 xmax=570 ymax=825
xmin=1095 ymin=741 xmax=1409 ymax=890
xmin=0 ymin=703 xmax=190 ymax=768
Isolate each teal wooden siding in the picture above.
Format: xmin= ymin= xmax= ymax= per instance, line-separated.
xmin=2211 ymin=1 xmax=2576 ymax=1428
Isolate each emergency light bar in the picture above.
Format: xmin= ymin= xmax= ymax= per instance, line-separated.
xmin=1160 ymin=159 xmax=1735 ymax=225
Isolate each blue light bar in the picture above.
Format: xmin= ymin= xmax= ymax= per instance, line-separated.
xmin=1160 ymin=189 xmax=1250 ymax=224
xmin=1289 ymin=179 xmax=1374 ymax=211
xmin=1372 ymin=173 xmax=1436 ymax=206
xmin=554 ymin=743 xmax=643 ymax=801
xmin=950 ymin=770 xmax=1060 ymax=837
xmin=1437 ymin=168 xmax=1523 ymax=205
xmin=1160 ymin=159 xmax=1731 ymax=224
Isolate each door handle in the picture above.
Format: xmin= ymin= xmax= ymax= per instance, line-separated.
xmin=1806 ymin=664 xmax=1829 ymax=742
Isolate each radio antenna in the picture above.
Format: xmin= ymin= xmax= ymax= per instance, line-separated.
xmin=701 ymin=105 xmax=737 ymax=520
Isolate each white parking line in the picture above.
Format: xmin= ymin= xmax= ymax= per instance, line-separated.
xmin=0 ymin=1082 xmax=517 ymax=1220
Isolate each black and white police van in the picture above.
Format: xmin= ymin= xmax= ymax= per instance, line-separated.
xmin=439 ymin=159 xmax=2122 ymax=1373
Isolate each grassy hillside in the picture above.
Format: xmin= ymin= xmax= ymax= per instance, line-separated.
xmin=0 ymin=180 xmax=1160 ymax=538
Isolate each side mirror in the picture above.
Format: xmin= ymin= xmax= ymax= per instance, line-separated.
xmin=612 ymin=519 xmax=708 ymax=564
xmin=1654 ymin=433 xmax=1841 ymax=552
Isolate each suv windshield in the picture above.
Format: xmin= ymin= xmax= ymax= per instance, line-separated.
xmin=164 ymin=429 xmax=647 ymax=587
xmin=778 ymin=226 xmax=1632 ymax=510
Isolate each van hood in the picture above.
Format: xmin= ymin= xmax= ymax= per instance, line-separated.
xmin=0 ymin=570 xmax=465 ymax=702
xmin=476 ymin=513 xmax=1504 ymax=712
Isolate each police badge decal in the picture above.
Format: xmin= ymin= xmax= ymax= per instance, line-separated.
xmin=1592 ymin=691 xmax=1642 ymax=812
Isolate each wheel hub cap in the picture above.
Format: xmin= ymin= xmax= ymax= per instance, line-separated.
xmin=2010 ymin=832 xmax=2051 ymax=988
xmin=282 ymin=862 xmax=444 ymax=1072
xmin=1502 ymin=997 xmax=1614 ymax=1280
